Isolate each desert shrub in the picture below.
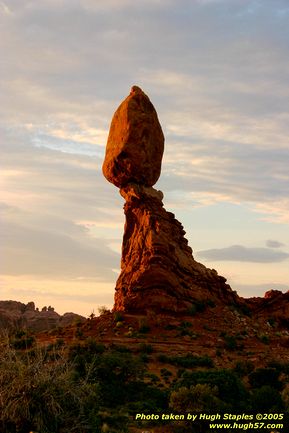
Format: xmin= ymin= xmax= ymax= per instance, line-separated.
xmin=139 ymin=353 xmax=150 ymax=363
xmin=115 ymin=321 xmax=123 ymax=328
xmin=0 ymin=343 xmax=101 ymax=433
xmin=170 ymin=383 xmax=222 ymax=412
xmin=98 ymin=305 xmax=110 ymax=315
xmin=267 ymin=317 xmax=277 ymax=327
xmin=114 ymin=311 xmax=124 ymax=322
xmin=267 ymin=360 xmax=289 ymax=375
xmin=138 ymin=343 xmax=153 ymax=354
xmin=98 ymin=409 xmax=129 ymax=433
xmin=223 ymin=334 xmax=238 ymax=351
xmin=233 ymin=360 xmax=255 ymax=377
xmin=187 ymin=304 xmax=197 ymax=316
xmin=10 ymin=330 xmax=35 ymax=350
xmin=164 ymin=323 xmax=177 ymax=330
xmin=248 ymin=367 xmax=282 ymax=390
xmin=235 ymin=303 xmax=252 ymax=316
xmin=207 ymin=299 xmax=216 ymax=308
xmin=110 ymin=344 xmax=131 ymax=353
xmin=146 ymin=373 xmax=160 ymax=384
xmin=258 ymin=334 xmax=270 ymax=344
xmin=250 ymin=385 xmax=283 ymax=411
xmin=138 ymin=318 xmax=150 ymax=334
xmin=69 ymin=339 xmax=105 ymax=359
xmin=70 ymin=347 xmax=145 ymax=406
xmin=188 ymin=300 xmax=207 ymax=316
xmin=14 ymin=329 xmax=26 ymax=339
xmin=157 ymin=353 xmax=169 ymax=363
xmin=176 ymin=369 xmax=248 ymax=409
xmin=159 ymin=353 xmax=213 ymax=369
xmin=126 ymin=382 xmax=168 ymax=412
xmin=74 ymin=327 xmax=84 ymax=339
xmin=161 ymin=368 xmax=173 ymax=377
xmin=180 ymin=321 xmax=192 ymax=328
xmin=169 ymin=384 xmax=225 ymax=433
xmin=281 ymin=386 xmax=289 ymax=410
xmin=172 ymin=354 xmax=214 ymax=368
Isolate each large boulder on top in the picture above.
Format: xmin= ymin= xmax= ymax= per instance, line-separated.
xmin=102 ymin=86 xmax=164 ymax=188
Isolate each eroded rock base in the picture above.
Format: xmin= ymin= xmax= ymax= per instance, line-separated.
xmin=114 ymin=184 xmax=240 ymax=313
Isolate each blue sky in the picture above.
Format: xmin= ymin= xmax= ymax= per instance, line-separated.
xmin=1 ymin=0 xmax=289 ymax=315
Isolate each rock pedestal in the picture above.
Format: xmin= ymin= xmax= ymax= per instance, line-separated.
xmin=113 ymin=184 xmax=239 ymax=312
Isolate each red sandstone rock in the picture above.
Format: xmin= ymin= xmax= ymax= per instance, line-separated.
xmin=113 ymin=184 xmax=240 ymax=313
xmin=248 ymin=290 xmax=289 ymax=324
xmin=102 ymin=87 xmax=243 ymax=313
xmin=102 ymin=86 xmax=164 ymax=188
xmin=0 ymin=301 xmax=85 ymax=332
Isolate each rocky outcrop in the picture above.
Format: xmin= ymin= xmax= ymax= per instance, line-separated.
xmin=0 ymin=301 xmax=85 ymax=333
xmin=102 ymin=86 xmax=164 ymax=188
xmin=103 ymin=86 xmax=242 ymax=313
xmin=248 ymin=290 xmax=289 ymax=325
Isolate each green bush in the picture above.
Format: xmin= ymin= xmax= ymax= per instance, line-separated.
xmin=250 ymin=385 xmax=284 ymax=411
xmin=248 ymin=367 xmax=282 ymax=390
xmin=10 ymin=330 xmax=35 ymax=350
xmin=176 ymin=369 xmax=248 ymax=409
xmin=234 ymin=360 xmax=255 ymax=377
xmin=258 ymin=334 xmax=270 ymax=344
xmin=138 ymin=343 xmax=153 ymax=354
xmin=138 ymin=319 xmax=151 ymax=334
xmin=114 ymin=311 xmax=124 ymax=322
xmin=158 ymin=353 xmax=213 ymax=369
xmin=188 ymin=300 xmax=207 ymax=316
xmin=224 ymin=335 xmax=238 ymax=351
xmin=170 ymin=383 xmax=222 ymax=413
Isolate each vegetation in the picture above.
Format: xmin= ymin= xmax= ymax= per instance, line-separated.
xmin=1 ymin=331 xmax=289 ymax=433
xmin=158 ymin=353 xmax=214 ymax=368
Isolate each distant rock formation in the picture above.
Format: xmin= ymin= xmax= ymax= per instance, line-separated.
xmin=103 ymin=86 xmax=241 ymax=313
xmin=248 ymin=290 xmax=289 ymax=325
xmin=0 ymin=301 xmax=85 ymax=333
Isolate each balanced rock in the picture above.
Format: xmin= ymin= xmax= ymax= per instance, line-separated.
xmin=104 ymin=87 xmax=242 ymax=313
xmin=102 ymin=86 xmax=164 ymax=188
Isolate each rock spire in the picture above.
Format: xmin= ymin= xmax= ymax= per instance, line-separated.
xmin=103 ymin=86 xmax=240 ymax=313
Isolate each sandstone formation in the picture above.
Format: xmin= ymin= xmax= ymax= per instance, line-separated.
xmin=114 ymin=183 xmax=240 ymax=312
xmin=248 ymin=289 xmax=289 ymax=326
xmin=103 ymin=86 xmax=242 ymax=313
xmin=102 ymin=86 xmax=164 ymax=188
xmin=0 ymin=300 xmax=85 ymax=333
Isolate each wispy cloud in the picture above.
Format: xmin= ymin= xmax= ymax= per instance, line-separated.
xmin=1 ymin=0 xmax=288 ymax=312
xmin=266 ymin=239 xmax=285 ymax=249
xmin=197 ymin=245 xmax=289 ymax=263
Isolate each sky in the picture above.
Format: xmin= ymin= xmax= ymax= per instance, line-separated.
xmin=1 ymin=0 xmax=289 ymax=316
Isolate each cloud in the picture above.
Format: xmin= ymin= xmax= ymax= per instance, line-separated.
xmin=0 ymin=1 xmax=12 ymax=15
xmin=1 ymin=128 xmax=122 ymax=282
xmin=1 ymin=0 xmax=289 ymax=311
xmin=2 ymin=216 xmax=119 ymax=279
xmin=197 ymin=245 xmax=289 ymax=263
xmin=266 ymin=239 xmax=285 ymax=248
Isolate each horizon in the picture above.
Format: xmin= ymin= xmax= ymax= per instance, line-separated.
xmin=1 ymin=0 xmax=289 ymax=316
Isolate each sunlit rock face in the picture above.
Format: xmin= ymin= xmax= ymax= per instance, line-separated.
xmin=103 ymin=86 xmax=241 ymax=313
xmin=102 ymin=86 xmax=164 ymax=188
